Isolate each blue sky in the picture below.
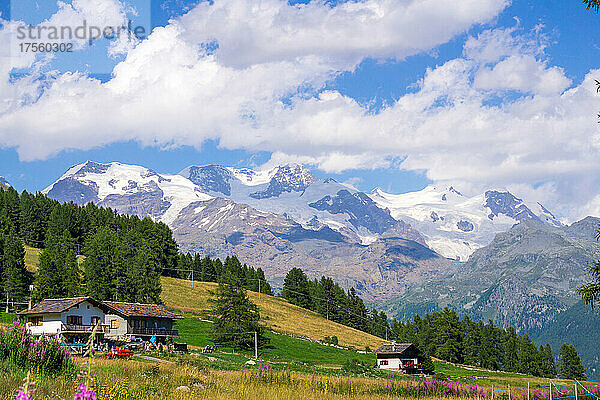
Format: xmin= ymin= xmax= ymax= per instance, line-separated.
xmin=0 ymin=0 xmax=599 ymax=220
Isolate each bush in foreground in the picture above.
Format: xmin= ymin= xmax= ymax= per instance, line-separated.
xmin=0 ymin=321 xmax=74 ymax=375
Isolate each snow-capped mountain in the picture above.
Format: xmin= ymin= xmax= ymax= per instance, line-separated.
xmin=43 ymin=161 xmax=213 ymax=224
xmin=369 ymin=185 xmax=562 ymax=260
xmin=42 ymin=161 xmax=571 ymax=301
xmin=44 ymin=162 xmax=563 ymax=262
xmin=0 ymin=176 xmax=10 ymax=188
xmin=180 ymin=164 xmax=399 ymax=243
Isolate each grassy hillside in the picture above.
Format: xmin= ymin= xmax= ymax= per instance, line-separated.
xmin=174 ymin=317 xmax=377 ymax=369
xmin=24 ymin=245 xmax=42 ymax=272
xmin=161 ymin=277 xmax=387 ymax=350
xmin=24 ymin=245 xmax=84 ymax=272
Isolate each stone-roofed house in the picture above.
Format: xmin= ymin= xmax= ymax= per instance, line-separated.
xmin=374 ymin=342 xmax=422 ymax=373
xmin=17 ymin=297 xmax=111 ymax=342
xmin=102 ymin=301 xmax=180 ymax=342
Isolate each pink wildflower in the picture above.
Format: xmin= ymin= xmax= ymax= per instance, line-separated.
xmin=72 ymin=384 xmax=96 ymax=400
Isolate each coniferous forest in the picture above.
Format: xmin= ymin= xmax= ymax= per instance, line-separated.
xmin=0 ymin=186 xmax=273 ymax=304
xmin=279 ymin=267 xmax=562 ymax=378
xmin=0 ymin=186 xmax=178 ymax=304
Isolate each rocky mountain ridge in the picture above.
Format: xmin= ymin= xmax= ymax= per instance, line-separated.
xmin=380 ymin=217 xmax=599 ymax=333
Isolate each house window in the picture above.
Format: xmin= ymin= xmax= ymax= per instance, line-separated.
xmin=90 ymin=317 xmax=101 ymax=327
xmin=67 ymin=316 xmax=82 ymax=326
xmin=28 ymin=316 xmax=42 ymax=326
xmin=110 ymin=319 xmax=119 ymax=329
xmin=380 ymin=360 xmax=389 ymax=366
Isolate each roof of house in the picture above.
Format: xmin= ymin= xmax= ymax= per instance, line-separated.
xmin=102 ymin=301 xmax=180 ymax=319
xmin=374 ymin=343 xmax=416 ymax=355
xmin=17 ymin=297 xmax=108 ymax=315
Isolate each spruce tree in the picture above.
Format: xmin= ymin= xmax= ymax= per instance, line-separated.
xmin=559 ymin=344 xmax=587 ymax=380
xmin=210 ymin=273 xmax=267 ymax=349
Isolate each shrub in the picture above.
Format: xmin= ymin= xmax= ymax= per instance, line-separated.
xmin=0 ymin=321 xmax=74 ymax=375
xmin=341 ymin=358 xmax=372 ymax=375
xmin=323 ymin=336 xmax=338 ymax=346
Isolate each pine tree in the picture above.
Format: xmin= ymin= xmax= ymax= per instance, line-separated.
xmin=516 ymin=334 xmax=541 ymax=376
xmin=436 ymin=308 xmax=463 ymax=364
xmin=559 ymin=344 xmax=587 ymax=380
xmin=200 ymin=256 xmax=216 ymax=282
xmin=3 ymin=230 xmax=30 ymax=302
xmin=539 ymin=343 xmax=557 ymax=378
xmin=83 ymin=228 xmax=119 ymax=301
xmin=210 ymin=273 xmax=267 ymax=349
xmin=421 ymin=353 xmax=436 ymax=375
xmin=255 ymin=268 xmax=272 ymax=295
xmin=127 ymin=242 xmax=162 ymax=304
xmin=503 ymin=327 xmax=519 ymax=372
xmin=282 ymin=268 xmax=313 ymax=309
xmin=35 ymin=232 xmax=81 ymax=301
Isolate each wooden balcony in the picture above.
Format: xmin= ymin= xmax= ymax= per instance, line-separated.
xmin=61 ymin=324 xmax=105 ymax=333
xmin=130 ymin=327 xmax=178 ymax=337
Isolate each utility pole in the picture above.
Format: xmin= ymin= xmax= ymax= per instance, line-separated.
xmin=28 ymin=285 xmax=33 ymax=310
xmin=258 ymin=279 xmax=261 ymax=299
xmin=385 ymin=326 xmax=388 ymax=341
xmin=5 ymin=292 xmax=8 ymax=313
xmin=191 ymin=269 xmax=194 ymax=289
xmin=326 ymin=300 xmax=329 ymax=320
xmin=254 ymin=331 xmax=258 ymax=359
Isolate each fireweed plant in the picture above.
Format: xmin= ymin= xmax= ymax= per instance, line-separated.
xmin=0 ymin=321 xmax=74 ymax=375
xmin=2 ymin=321 xmax=101 ymax=399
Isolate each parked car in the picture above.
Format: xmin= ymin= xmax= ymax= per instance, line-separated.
xmin=105 ymin=348 xmax=134 ymax=359
xmin=126 ymin=338 xmax=144 ymax=350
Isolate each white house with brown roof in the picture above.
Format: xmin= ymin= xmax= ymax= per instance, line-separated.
xmin=17 ymin=297 xmax=111 ymax=341
xmin=375 ymin=343 xmax=422 ymax=372
xmin=18 ymin=298 xmax=180 ymax=344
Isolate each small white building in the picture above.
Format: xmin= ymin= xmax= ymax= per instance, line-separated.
xmin=375 ymin=343 xmax=422 ymax=373
xmin=17 ymin=297 xmax=111 ymax=342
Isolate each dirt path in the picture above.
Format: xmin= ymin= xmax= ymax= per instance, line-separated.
xmin=132 ymin=354 xmax=174 ymax=364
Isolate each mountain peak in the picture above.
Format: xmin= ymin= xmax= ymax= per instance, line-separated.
xmin=180 ymin=165 xmax=234 ymax=196
xmin=248 ymin=164 xmax=318 ymax=199
xmin=0 ymin=176 xmax=10 ymax=188
xmin=271 ymin=164 xmax=317 ymax=186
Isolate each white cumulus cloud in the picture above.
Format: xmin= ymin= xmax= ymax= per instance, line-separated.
xmin=2 ymin=0 xmax=600 ymax=221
